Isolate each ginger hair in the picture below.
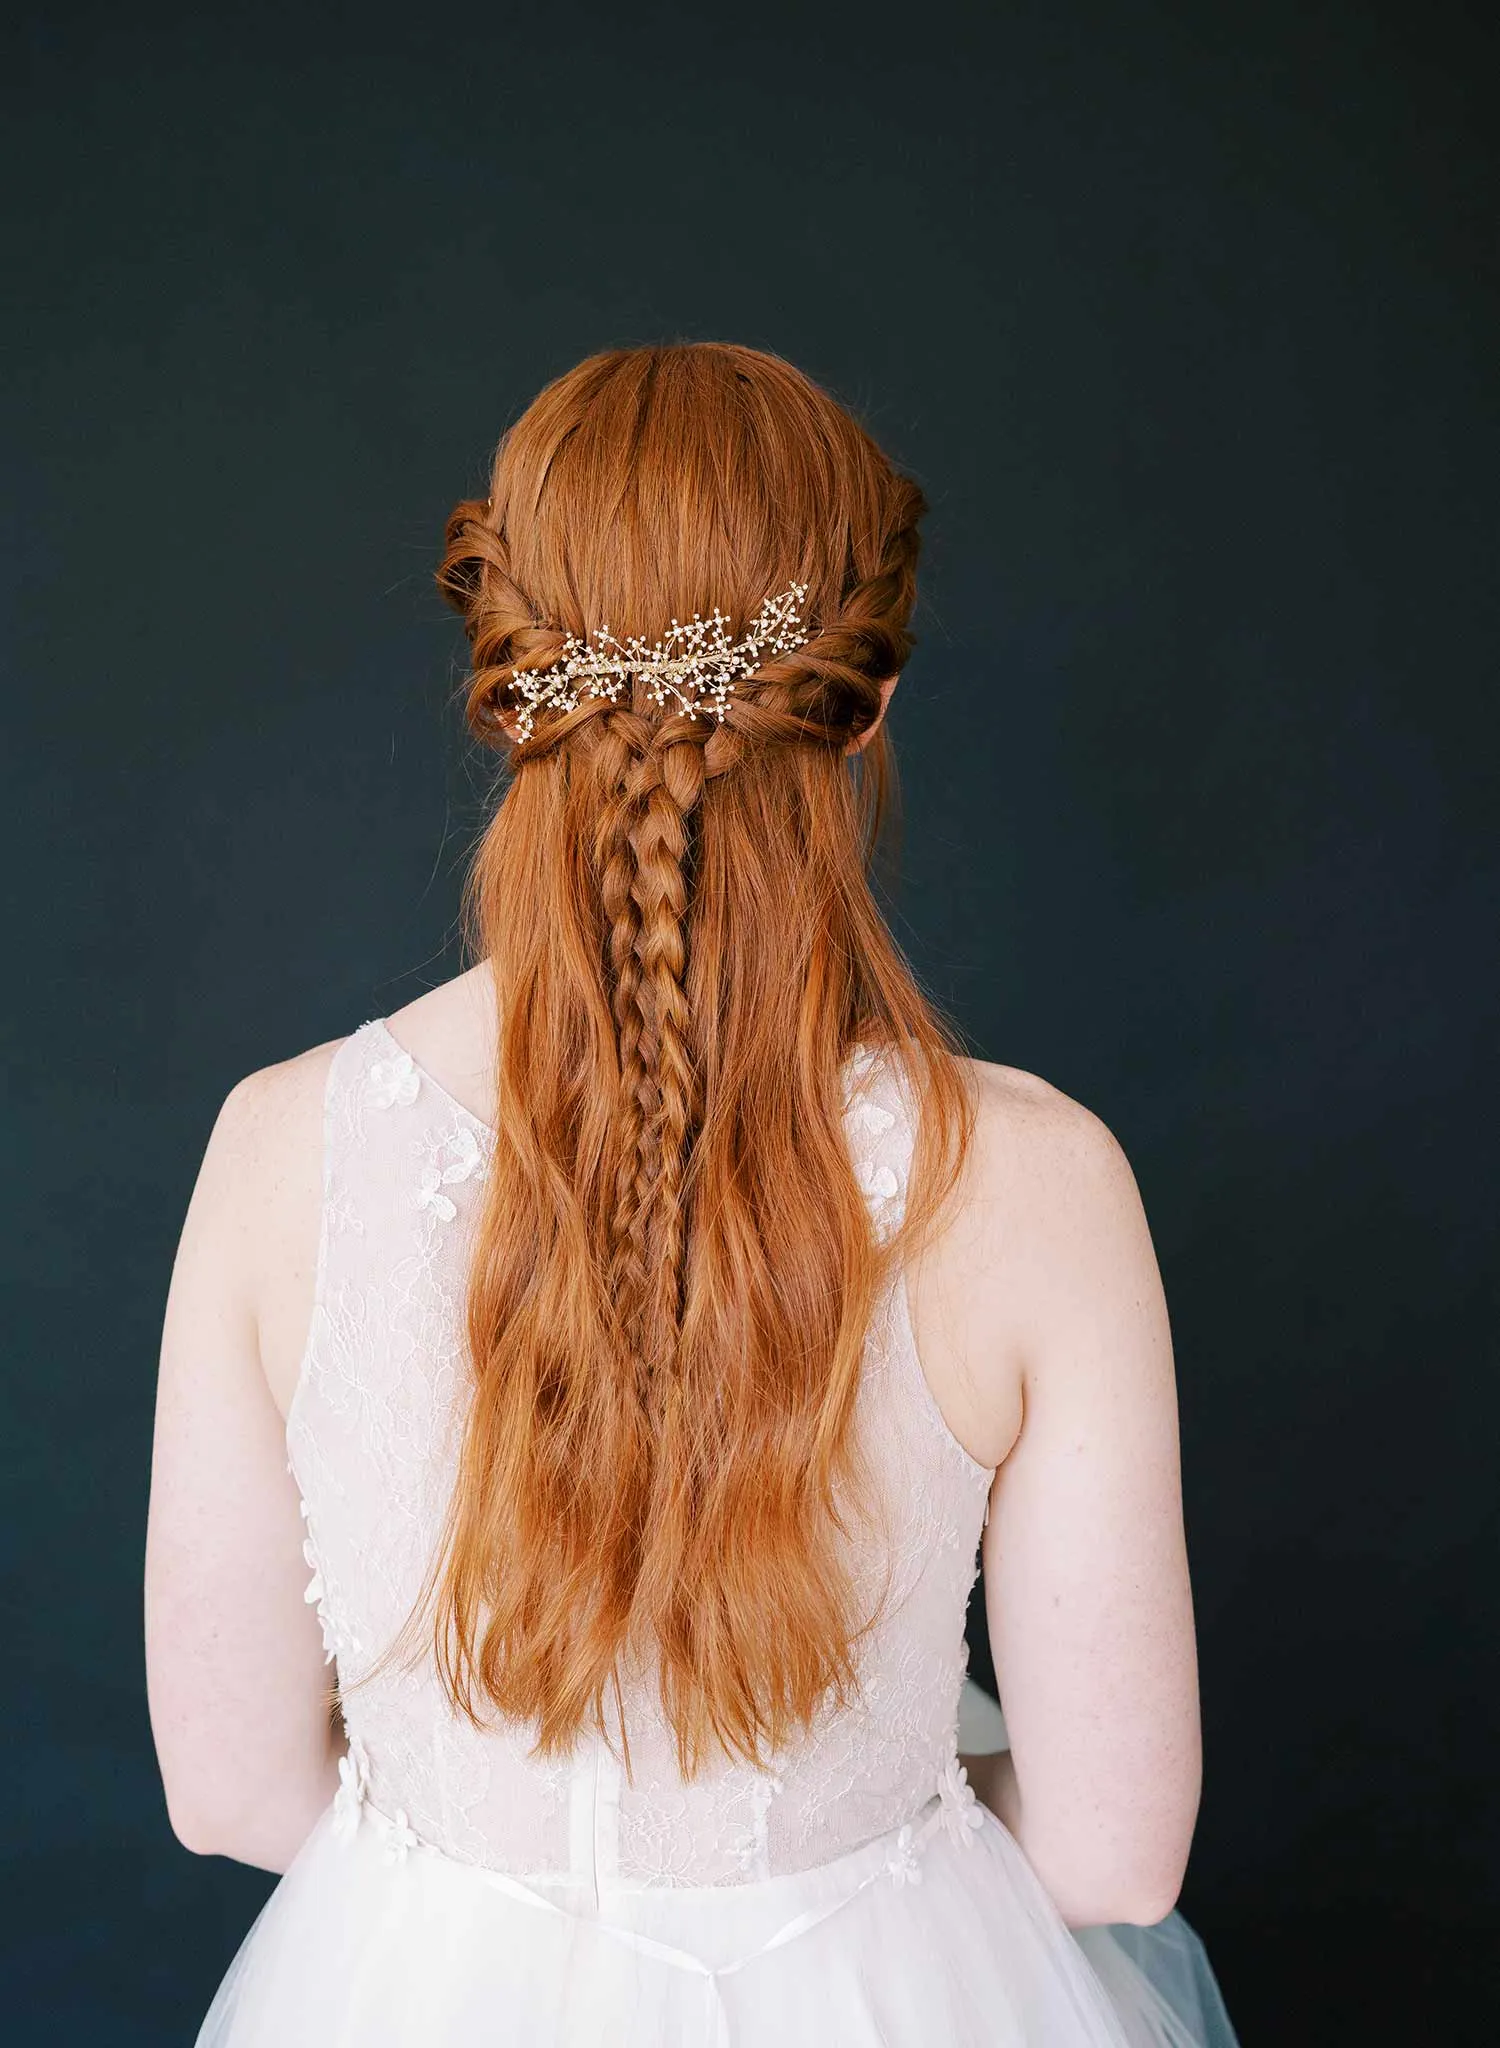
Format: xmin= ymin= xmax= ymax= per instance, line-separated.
xmin=410 ymin=343 xmax=974 ymax=1778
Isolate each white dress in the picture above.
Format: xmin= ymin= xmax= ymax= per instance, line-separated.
xmin=197 ymin=1018 xmax=1238 ymax=2048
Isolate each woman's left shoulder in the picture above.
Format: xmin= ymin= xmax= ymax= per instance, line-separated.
xmin=954 ymin=1054 xmax=1135 ymax=1182
xmin=945 ymin=1055 xmax=1156 ymax=1312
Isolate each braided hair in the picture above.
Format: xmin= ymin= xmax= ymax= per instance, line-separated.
xmin=394 ymin=345 xmax=972 ymax=1778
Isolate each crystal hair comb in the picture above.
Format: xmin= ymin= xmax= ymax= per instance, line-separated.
xmin=503 ymin=582 xmax=810 ymax=742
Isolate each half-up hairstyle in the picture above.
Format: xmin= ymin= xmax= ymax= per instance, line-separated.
xmin=416 ymin=343 xmax=974 ymax=1779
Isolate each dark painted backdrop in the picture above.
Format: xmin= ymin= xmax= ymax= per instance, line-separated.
xmin=3 ymin=1 xmax=1495 ymax=2041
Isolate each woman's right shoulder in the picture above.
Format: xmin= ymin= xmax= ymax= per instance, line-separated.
xmin=178 ymin=1028 xmax=355 ymax=1415
xmin=181 ymin=1028 xmax=353 ymax=1301
xmin=205 ymin=1029 xmax=351 ymax=1197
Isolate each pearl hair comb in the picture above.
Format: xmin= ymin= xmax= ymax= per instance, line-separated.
xmin=503 ymin=582 xmax=811 ymax=742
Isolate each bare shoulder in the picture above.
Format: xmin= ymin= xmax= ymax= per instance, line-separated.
xmin=905 ymin=1057 xmax=1145 ymax=1467
xmin=213 ymin=1034 xmax=343 ymax=1164
xmin=185 ymin=1031 xmax=348 ymax=1411
xmin=195 ymin=1035 xmax=345 ymax=1256
xmin=956 ymin=1053 xmax=1141 ymax=1206
xmin=188 ymin=1031 xmax=346 ymax=1277
xmin=950 ymin=1055 xmax=1164 ymax=1383
xmin=941 ymin=1056 xmax=1155 ymax=1330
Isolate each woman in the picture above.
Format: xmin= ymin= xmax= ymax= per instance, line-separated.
xmin=146 ymin=342 xmax=1238 ymax=2045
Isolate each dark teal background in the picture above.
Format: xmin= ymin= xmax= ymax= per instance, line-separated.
xmin=3 ymin=1 xmax=1496 ymax=2041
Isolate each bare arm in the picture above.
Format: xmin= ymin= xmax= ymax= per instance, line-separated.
xmin=144 ymin=1048 xmax=341 ymax=1871
xmin=956 ymin=1069 xmax=1202 ymax=1926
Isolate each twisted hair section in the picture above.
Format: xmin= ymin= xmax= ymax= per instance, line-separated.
xmin=385 ymin=343 xmax=974 ymax=1777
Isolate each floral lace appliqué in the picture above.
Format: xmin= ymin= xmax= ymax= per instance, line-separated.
xmin=885 ymin=1822 xmax=924 ymax=1887
xmin=301 ymin=1536 xmax=336 ymax=1666
xmin=382 ymin=1808 xmax=420 ymax=1864
xmin=937 ymin=1753 xmax=986 ymax=1849
xmin=846 ymin=1058 xmax=904 ymax=1232
xmin=366 ymin=1052 xmax=420 ymax=1111
xmin=416 ymin=1126 xmax=485 ymax=1222
xmin=332 ymin=1734 xmax=371 ymax=1841
xmin=855 ymin=1156 xmax=901 ymax=1204
xmin=299 ymin=1499 xmax=361 ymax=1667
xmin=848 ymin=1097 xmax=896 ymax=1140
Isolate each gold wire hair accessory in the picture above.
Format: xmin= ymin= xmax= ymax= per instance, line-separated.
xmin=506 ymin=582 xmax=810 ymax=742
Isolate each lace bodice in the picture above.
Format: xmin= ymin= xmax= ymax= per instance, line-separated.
xmin=287 ymin=1018 xmax=995 ymax=1890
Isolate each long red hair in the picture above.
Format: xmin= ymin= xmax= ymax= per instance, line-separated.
xmin=416 ymin=344 xmax=974 ymax=1778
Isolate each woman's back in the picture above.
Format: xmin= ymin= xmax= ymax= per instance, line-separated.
xmin=172 ymin=969 xmax=1237 ymax=2048
xmin=284 ymin=996 xmax=994 ymax=1884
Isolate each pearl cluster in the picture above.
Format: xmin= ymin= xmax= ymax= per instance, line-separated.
xmin=504 ymin=582 xmax=811 ymax=742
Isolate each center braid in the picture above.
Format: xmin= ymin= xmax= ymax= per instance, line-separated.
xmin=614 ymin=715 xmax=708 ymax=1387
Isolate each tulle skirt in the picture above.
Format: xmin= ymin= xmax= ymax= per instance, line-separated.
xmin=196 ymin=1793 xmax=1237 ymax=2048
